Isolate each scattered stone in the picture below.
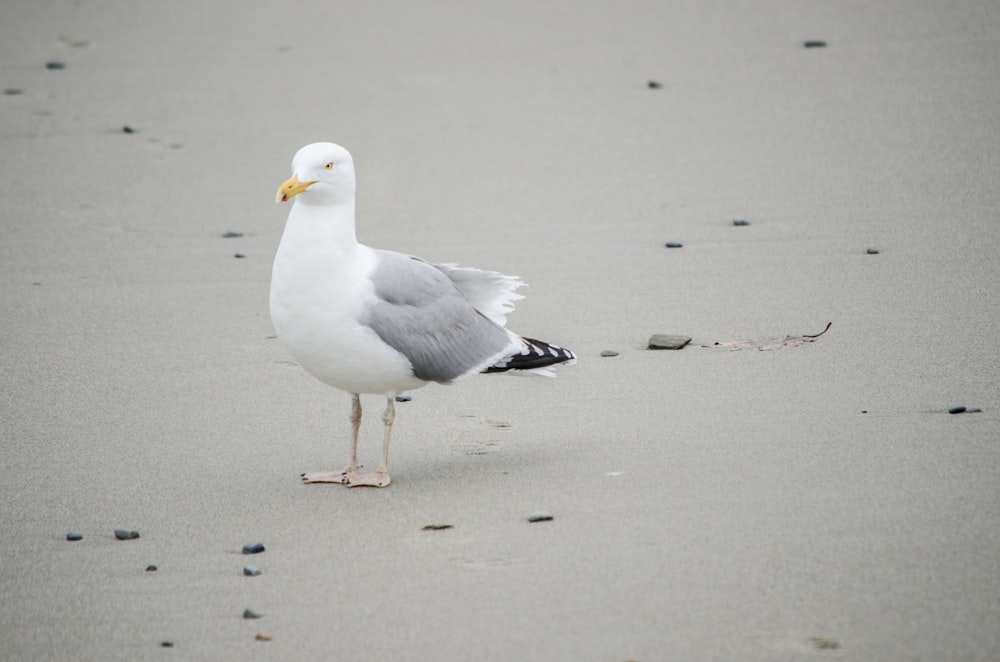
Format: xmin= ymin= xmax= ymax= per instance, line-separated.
xmin=243 ymin=565 xmax=262 ymax=576
xmin=122 ymin=125 xmax=137 ymax=134
xmin=861 ymin=410 xmax=868 ymax=414
xmin=242 ymin=541 xmax=265 ymax=554
xmin=664 ymin=242 xmax=683 ymax=248
xmin=146 ymin=564 xmax=157 ymax=572
xmin=600 ymin=350 xmax=619 ymax=357
xmin=114 ymin=529 xmax=140 ymax=540
xmin=866 ymin=248 xmax=880 ymax=254
xmin=160 ymin=641 xmax=174 ymax=648
xmin=234 ymin=253 xmax=246 ymax=259
xmin=243 ymin=609 xmax=263 ymax=619
xmin=804 ymin=40 xmax=827 ymax=48
xmin=809 ymin=636 xmax=840 ymax=650
xmin=422 ymin=524 xmax=453 ymax=531
xmin=647 ymin=80 xmax=662 ymax=89
xmin=255 ymin=633 xmax=272 ymax=642
xmin=966 ymin=408 xmax=983 ymax=413
xmin=732 ymin=218 xmax=751 ymax=226
xmin=45 ymin=60 xmax=66 ymax=70
xmin=221 ymin=231 xmax=244 ymax=238
xmin=527 ymin=511 xmax=554 ymax=523
xmin=66 ymin=531 xmax=83 ymax=541
xmin=4 ymin=88 xmax=24 ymax=95
xmin=648 ymin=334 xmax=691 ymax=350
xmin=395 ymin=395 xmax=412 ymax=402
xmin=948 ymin=406 xmax=967 ymax=414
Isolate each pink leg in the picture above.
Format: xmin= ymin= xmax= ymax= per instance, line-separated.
xmin=302 ymin=393 xmax=362 ymax=484
xmin=345 ymin=396 xmax=393 ymax=488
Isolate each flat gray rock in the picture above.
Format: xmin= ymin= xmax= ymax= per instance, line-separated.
xmin=648 ymin=334 xmax=691 ymax=350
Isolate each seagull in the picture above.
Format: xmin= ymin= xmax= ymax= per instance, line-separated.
xmin=270 ymin=142 xmax=575 ymax=487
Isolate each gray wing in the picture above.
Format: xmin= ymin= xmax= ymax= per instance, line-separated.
xmin=364 ymin=250 xmax=515 ymax=383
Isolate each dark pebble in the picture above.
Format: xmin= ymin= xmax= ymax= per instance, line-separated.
xmin=114 ymin=529 xmax=140 ymax=540
xmin=527 ymin=511 xmax=554 ymax=523
xmin=234 ymin=253 xmax=246 ymax=259
xmin=242 ymin=541 xmax=265 ymax=554
xmin=160 ymin=641 xmax=174 ymax=648
xmin=664 ymin=242 xmax=683 ymax=248
xmin=861 ymin=410 xmax=868 ymax=414
xmin=804 ymin=40 xmax=827 ymax=48
xmin=648 ymin=334 xmax=692 ymax=350
xmin=122 ymin=125 xmax=136 ymax=134
xmin=66 ymin=531 xmax=83 ymax=541
xmin=243 ymin=566 xmax=262 ymax=576
xmin=422 ymin=524 xmax=453 ymax=531
xmin=243 ymin=608 xmax=263 ymax=619
xmin=221 ymin=231 xmax=244 ymax=238
xmin=4 ymin=88 xmax=24 ymax=95
xmin=395 ymin=395 xmax=412 ymax=402
xmin=146 ymin=564 xmax=157 ymax=572
xmin=45 ymin=60 xmax=66 ymax=70
xmin=600 ymin=350 xmax=619 ymax=357
xmin=866 ymin=248 xmax=880 ymax=254
xmin=732 ymin=218 xmax=751 ymax=226
xmin=948 ymin=406 xmax=966 ymax=414
xmin=647 ymin=80 xmax=662 ymax=89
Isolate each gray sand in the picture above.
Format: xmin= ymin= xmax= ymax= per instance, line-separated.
xmin=2 ymin=1 xmax=999 ymax=660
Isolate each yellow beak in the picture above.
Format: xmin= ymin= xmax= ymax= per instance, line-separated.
xmin=275 ymin=174 xmax=315 ymax=203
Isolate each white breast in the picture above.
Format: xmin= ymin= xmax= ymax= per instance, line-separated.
xmin=269 ymin=214 xmax=426 ymax=395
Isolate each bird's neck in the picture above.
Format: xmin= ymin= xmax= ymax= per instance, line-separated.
xmin=286 ymin=199 xmax=359 ymax=252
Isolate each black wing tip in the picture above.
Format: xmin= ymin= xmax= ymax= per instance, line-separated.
xmin=484 ymin=337 xmax=576 ymax=373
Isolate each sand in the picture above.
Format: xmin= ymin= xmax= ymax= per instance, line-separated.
xmin=2 ymin=1 xmax=999 ymax=660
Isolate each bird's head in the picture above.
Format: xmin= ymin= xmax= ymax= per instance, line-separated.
xmin=276 ymin=142 xmax=356 ymax=206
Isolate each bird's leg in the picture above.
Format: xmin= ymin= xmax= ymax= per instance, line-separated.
xmin=346 ymin=395 xmax=393 ymax=488
xmin=301 ymin=393 xmax=363 ymax=484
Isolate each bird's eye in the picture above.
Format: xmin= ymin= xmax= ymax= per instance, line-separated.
xmin=324 ymin=162 xmax=335 ymax=170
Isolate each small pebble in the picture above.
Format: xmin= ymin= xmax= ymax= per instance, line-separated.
xmin=114 ymin=529 xmax=140 ymax=540
xmin=804 ymin=40 xmax=827 ymax=48
xmin=647 ymin=80 xmax=662 ymax=89
xmin=527 ymin=511 xmax=554 ymax=523
xmin=664 ymin=242 xmax=683 ymax=248
xmin=395 ymin=395 xmax=412 ymax=402
xmin=122 ymin=125 xmax=137 ymax=134
xmin=243 ymin=609 xmax=263 ymax=619
xmin=242 ymin=541 xmax=265 ymax=554
xmin=243 ymin=566 xmax=262 ymax=576
xmin=648 ymin=334 xmax=692 ymax=350
xmin=66 ymin=531 xmax=83 ymax=541
xmin=948 ymin=406 xmax=966 ymax=414
xmin=966 ymin=408 xmax=982 ymax=413
xmin=221 ymin=231 xmax=244 ymax=238
xmin=160 ymin=641 xmax=174 ymax=648
xmin=600 ymin=350 xmax=619 ymax=357
xmin=866 ymin=248 xmax=880 ymax=255
xmin=234 ymin=253 xmax=246 ymax=259
xmin=732 ymin=218 xmax=751 ymax=226
xmin=255 ymin=633 xmax=272 ymax=642
xmin=4 ymin=88 xmax=24 ymax=95
xmin=146 ymin=564 xmax=157 ymax=572
xmin=45 ymin=60 xmax=66 ymax=70
xmin=422 ymin=524 xmax=453 ymax=531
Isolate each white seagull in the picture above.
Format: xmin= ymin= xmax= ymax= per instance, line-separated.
xmin=270 ymin=142 xmax=575 ymax=487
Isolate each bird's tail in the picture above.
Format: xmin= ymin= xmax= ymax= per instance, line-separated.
xmin=483 ymin=337 xmax=576 ymax=376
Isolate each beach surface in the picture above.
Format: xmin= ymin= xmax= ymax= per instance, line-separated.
xmin=2 ymin=1 xmax=999 ymax=660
